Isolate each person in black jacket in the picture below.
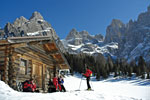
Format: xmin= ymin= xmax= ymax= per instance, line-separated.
xmin=58 ymin=75 xmax=66 ymax=92
xmin=48 ymin=79 xmax=56 ymax=93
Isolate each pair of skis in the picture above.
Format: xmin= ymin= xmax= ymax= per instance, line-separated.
xmin=67 ymin=89 xmax=94 ymax=93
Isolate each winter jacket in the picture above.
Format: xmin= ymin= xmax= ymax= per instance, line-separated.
xmin=53 ymin=77 xmax=58 ymax=90
xmin=53 ymin=77 xmax=58 ymax=85
xmin=84 ymin=69 xmax=92 ymax=77
xmin=23 ymin=80 xmax=36 ymax=92
xmin=58 ymin=78 xmax=64 ymax=85
xmin=23 ymin=80 xmax=32 ymax=89
xmin=31 ymin=82 xmax=36 ymax=91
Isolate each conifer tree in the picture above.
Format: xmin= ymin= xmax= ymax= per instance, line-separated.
xmin=107 ymin=56 xmax=114 ymax=73
xmin=138 ymin=56 xmax=146 ymax=78
xmin=130 ymin=60 xmax=137 ymax=73
xmin=114 ymin=64 xmax=118 ymax=77
xmin=95 ymin=63 xmax=100 ymax=80
xmin=146 ymin=70 xmax=150 ymax=79
xmin=127 ymin=65 xmax=133 ymax=77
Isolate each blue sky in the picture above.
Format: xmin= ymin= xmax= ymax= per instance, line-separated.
xmin=0 ymin=0 xmax=150 ymax=39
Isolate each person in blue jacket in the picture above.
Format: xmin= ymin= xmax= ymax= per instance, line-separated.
xmin=58 ymin=75 xmax=66 ymax=92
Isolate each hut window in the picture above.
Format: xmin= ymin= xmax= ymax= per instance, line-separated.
xmin=20 ymin=59 xmax=28 ymax=74
xmin=20 ymin=59 xmax=27 ymax=67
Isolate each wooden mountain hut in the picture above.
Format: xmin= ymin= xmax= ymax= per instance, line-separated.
xmin=0 ymin=36 xmax=70 ymax=92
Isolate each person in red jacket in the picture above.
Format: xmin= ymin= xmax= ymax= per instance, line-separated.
xmin=23 ymin=79 xmax=36 ymax=92
xmin=30 ymin=79 xmax=36 ymax=92
xmin=83 ymin=66 xmax=92 ymax=90
xmin=23 ymin=80 xmax=32 ymax=92
xmin=53 ymin=74 xmax=58 ymax=91
xmin=23 ymin=78 xmax=36 ymax=92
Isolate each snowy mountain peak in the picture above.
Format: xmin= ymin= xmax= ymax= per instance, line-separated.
xmin=66 ymin=28 xmax=80 ymax=40
xmin=79 ymin=30 xmax=89 ymax=36
xmin=111 ymin=19 xmax=125 ymax=28
xmin=104 ymin=19 xmax=126 ymax=44
xmin=94 ymin=34 xmax=104 ymax=41
xmin=13 ymin=16 xmax=28 ymax=27
xmin=62 ymin=29 xmax=118 ymax=56
xmin=29 ymin=11 xmax=44 ymax=21
xmin=3 ymin=11 xmax=52 ymax=37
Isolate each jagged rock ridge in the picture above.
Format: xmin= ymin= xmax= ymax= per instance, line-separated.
xmin=62 ymin=28 xmax=118 ymax=57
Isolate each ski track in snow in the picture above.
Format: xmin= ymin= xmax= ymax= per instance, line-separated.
xmin=0 ymin=75 xmax=150 ymax=100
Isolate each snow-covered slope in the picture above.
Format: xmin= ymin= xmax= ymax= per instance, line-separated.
xmin=0 ymin=75 xmax=150 ymax=100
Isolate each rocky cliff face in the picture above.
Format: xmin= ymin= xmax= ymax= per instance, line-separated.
xmin=0 ymin=29 xmax=5 ymax=39
xmin=104 ymin=6 xmax=150 ymax=62
xmin=66 ymin=28 xmax=101 ymax=45
xmin=104 ymin=19 xmax=126 ymax=44
xmin=1 ymin=11 xmax=66 ymax=53
xmin=4 ymin=11 xmax=55 ymax=37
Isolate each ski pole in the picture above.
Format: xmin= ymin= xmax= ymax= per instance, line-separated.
xmin=78 ymin=76 xmax=83 ymax=90
xmin=90 ymin=80 xmax=94 ymax=90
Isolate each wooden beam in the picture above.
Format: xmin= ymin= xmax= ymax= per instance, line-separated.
xmin=44 ymin=50 xmax=59 ymax=55
xmin=7 ymin=36 xmax=52 ymax=44
xmin=59 ymin=64 xmax=69 ymax=69
xmin=49 ymin=40 xmax=70 ymax=69
xmin=0 ymin=66 xmax=5 ymax=70
xmin=0 ymin=46 xmax=8 ymax=50
xmin=4 ymin=45 xmax=8 ymax=82
xmin=11 ymin=43 xmax=27 ymax=48
xmin=0 ymin=61 xmax=5 ymax=64
xmin=0 ymin=40 xmax=9 ymax=45
xmin=0 ymin=57 xmax=5 ymax=61
xmin=43 ymin=43 xmax=58 ymax=52
xmin=22 ymin=47 xmax=54 ymax=62
xmin=28 ymin=45 xmax=46 ymax=54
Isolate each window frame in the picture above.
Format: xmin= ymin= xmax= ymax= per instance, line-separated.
xmin=20 ymin=58 xmax=28 ymax=75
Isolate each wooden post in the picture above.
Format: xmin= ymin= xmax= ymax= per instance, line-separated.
xmin=8 ymin=46 xmax=18 ymax=90
xmin=4 ymin=45 xmax=8 ymax=84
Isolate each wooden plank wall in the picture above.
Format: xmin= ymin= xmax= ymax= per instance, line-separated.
xmin=12 ymin=46 xmax=54 ymax=91
xmin=0 ymin=45 xmax=9 ymax=84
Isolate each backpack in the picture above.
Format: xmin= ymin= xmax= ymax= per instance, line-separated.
xmin=89 ymin=70 xmax=93 ymax=77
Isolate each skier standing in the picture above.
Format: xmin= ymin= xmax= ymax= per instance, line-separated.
xmin=83 ymin=66 xmax=92 ymax=90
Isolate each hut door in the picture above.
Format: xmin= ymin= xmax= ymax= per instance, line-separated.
xmin=32 ymin=63 xmax=43 ymax=88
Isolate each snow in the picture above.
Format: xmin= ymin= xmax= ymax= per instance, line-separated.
xmin=68 ymin=44 xmax=83 ymax=50
xmin=62 ymin=38 xmax=118 ymax=56
xmin=0 ymin=75 xmax=150 ymax=100
xmin=37 ymin=19 xmax=45 ymax=22
xmin=94 ymin=42 xmax=118 ymax=55
xmin=27 ymin=27 xmax=52 ymax=36
xmin=66 ymin=38 xmax=82 ymax=43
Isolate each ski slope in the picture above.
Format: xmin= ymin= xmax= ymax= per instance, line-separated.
xmin=0 ymin=75 xmax=150 ymax=100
